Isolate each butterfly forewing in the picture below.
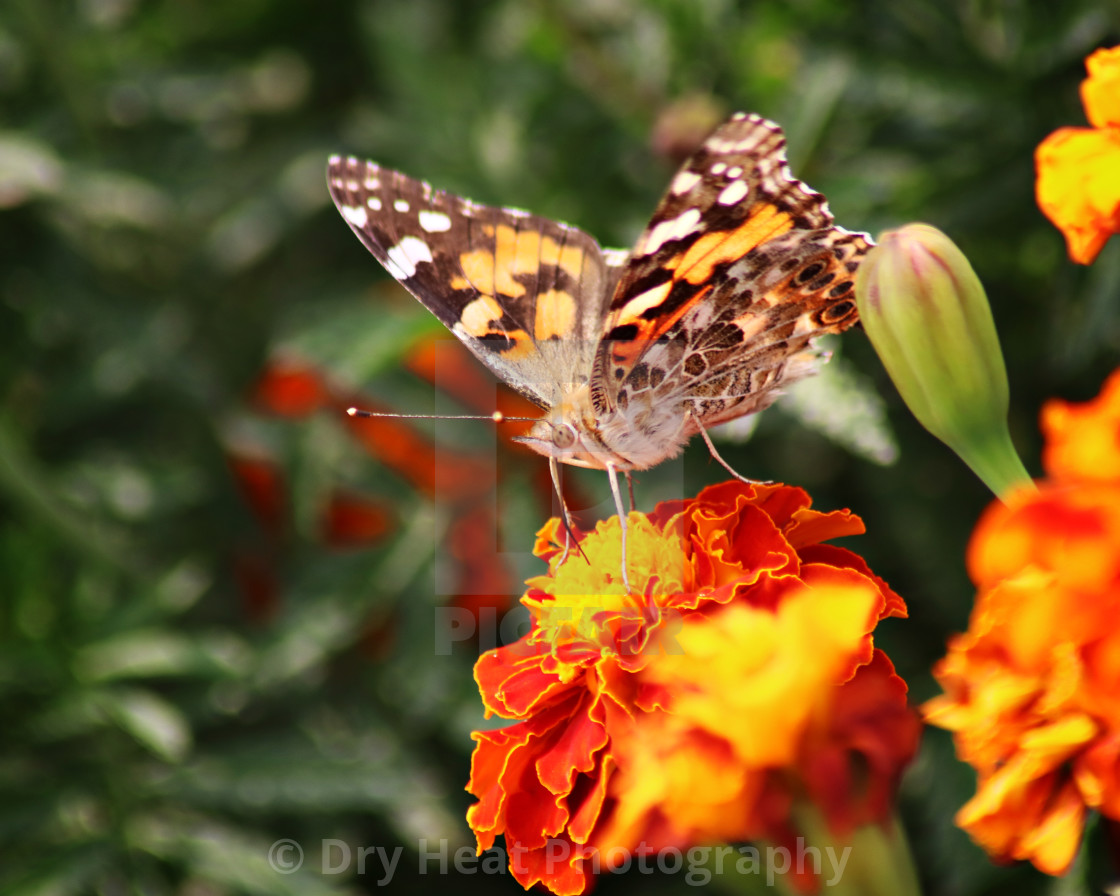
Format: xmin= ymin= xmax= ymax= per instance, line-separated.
xmin=327 ymin=156 xmax=612 ymax=408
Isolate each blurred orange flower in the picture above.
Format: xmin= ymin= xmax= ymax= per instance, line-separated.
xmin=1035 ymin=45 xmax=1120 ymax=264
xmin=467 ymin=481 xmax=917 ymax=895
xmin=1040 ymin=368 xmax=1120 ymax=482
xmin=250 ymin=360 xmax=332 ymax=416
xmin=925 ymin=368 xmax=1120 ymax=875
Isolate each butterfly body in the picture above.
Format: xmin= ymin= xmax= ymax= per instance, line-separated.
xmin=328 ymin=112 xmax=871 ymax=477
xmin=517 ymin=379 xmax=692 ymax=471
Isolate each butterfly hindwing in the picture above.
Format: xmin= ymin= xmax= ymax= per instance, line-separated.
xmin=327 ymin=156 xmax=616 ymax=408
xmin=591 ymin=113 xmax=871 ymax=424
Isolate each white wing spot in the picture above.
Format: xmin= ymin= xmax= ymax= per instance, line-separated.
xmin=341 ymin=205 xmax=368 ymax=228
xmin=419 ymin=210 xmax=452 ymax=232
xmin=386 ymin=236 xmax=433 ymax=278
xmin=718 ymin=179 xmax=749 ymax=206
xmin=727 ymin=166 xmax=743 ymax=178
xmin=345 ymin=180 xmax=359 ymax=191
xmin=640 ymin=207 xmax=702 ymax=255
xmin=710 ymin=162 xmax=727 ymax=175
xmin=670 ymin=170 xmax=701 ymax=194
xmin=617 ymin=281 xmax=671 ymax=319
xmin=366 ymin=196 xmax=382 ymax=211
xmin=394 ymin=199 xmax=410 ymax=213
xmin=603 ymin=248 xmax=630 ymax=267
xmin=364 ymin=176 xmax=380 ymax=190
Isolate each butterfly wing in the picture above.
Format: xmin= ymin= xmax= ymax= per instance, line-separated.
xmin=327 ymin=156 xmax=619 ymax=409
xmin=590 ymin=113 xmax=871 ymax=428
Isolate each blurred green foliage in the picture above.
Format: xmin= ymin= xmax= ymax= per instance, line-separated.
xmin=2 ymin=0 xmax=1119 ymax=893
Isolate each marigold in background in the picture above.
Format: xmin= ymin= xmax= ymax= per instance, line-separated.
xmin=926 ymin=368 xmax=1120 ymax=875
xmin=1036 ymin=45 xmax=1120 ymax=264
xmin=467 ymin=481 xmax=921 ymax=896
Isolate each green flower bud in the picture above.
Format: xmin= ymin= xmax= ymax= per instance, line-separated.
xmin=855 ymin=224 xmax=1032 ymax=497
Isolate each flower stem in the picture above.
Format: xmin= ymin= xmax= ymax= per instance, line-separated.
xmin=957 ymin=426 xmax=1035 ymax=500
xmin=788 ymin=809 xmax=923 ymax=896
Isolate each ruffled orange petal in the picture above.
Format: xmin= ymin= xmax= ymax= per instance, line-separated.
xmin=801 ymin=651 xmax=920 ymax=836
xmin=643 ymin=583 xmax=878 ymax=767
xmin=1081 ymin=45 xmax=1120 ymax=129
xmin=966 ymin=485 xmax=1120 ymax=594
xmin=959 ymin=771 xmax=1086 ymax=875
xmin=1076 ymin=732 xmax=1120 ymax=815
xmin=1041 ymin=368 xmax=1120 ymax=481
xmin=1035 ymin=126 xmax=1120 ymax=264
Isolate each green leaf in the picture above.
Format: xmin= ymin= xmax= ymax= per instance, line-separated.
xmin=98 ymin=687 xmax=192 ymax=762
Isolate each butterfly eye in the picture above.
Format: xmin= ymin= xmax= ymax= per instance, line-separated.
xmin=552 ymin=423 xmax=578 ymax=450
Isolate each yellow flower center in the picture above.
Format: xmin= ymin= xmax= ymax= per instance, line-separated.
xmin=525 ymin=512 xmax=694 ymax=650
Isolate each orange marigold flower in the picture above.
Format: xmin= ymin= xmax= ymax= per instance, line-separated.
xmin=1040 ymin=367 xmax=1120 ymax=482
xmin=467 ymin=481 xmax=917 ymax=895
xmin=1035 ymin=45 xmax=1120 ymax=264
xmin=925 ymin=368 xmax=1120 ymax=875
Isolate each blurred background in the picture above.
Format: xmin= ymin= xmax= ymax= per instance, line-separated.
xmin=3 ymin=1 xmax=1119 ymax=893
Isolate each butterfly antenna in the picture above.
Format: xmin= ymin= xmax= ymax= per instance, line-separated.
xmin=347 ymin=407 xmax=536 ymax=423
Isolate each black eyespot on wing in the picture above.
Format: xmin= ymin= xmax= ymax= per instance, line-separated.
xmin=796 ymin=262 xmax=824 ymax=283
xmin=820 ymin=300 xmax=856 ymax=325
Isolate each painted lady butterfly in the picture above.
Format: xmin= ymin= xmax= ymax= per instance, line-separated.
xmin=328 ymin=113 xmax=871 ymax=582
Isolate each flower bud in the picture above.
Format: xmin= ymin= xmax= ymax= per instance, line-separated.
xmin=855 ymin=224 xmax=1032 ymax=497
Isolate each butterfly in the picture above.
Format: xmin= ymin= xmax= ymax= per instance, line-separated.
xmin=327 ymin=112 xmax=872 ymax=587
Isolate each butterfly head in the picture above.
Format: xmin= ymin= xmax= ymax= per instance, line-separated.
xmin=512 ymin=382 xmax=693 ymax=473
xmin=514 ymin=386 xmax=630 ymax=471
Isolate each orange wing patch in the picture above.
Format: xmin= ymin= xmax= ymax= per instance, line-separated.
xmin=452 ymin=249 xmax=503 ymax=296
xmin=451 ymin=226 xmax=589 ymax=305
xmin=604 ymin=203 xmax=793 ymax=369
xmin=673 ymin=204 xmax=793 ymax=285
xmin=534 ymin=289 xmax=577 ymax=341
xmin=458 ymin=295 xmax=535 ymax=359
xmin=492 ymin=225 xmax=587 ymax=297
xmin=607 ymin=284 xmax=714 ymax=369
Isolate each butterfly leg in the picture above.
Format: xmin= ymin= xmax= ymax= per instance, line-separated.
xmin=624 ymin=471 xmax=636 ymax=514
xmin=606 ymin=463 xmax=632 ymax=592
xmin=689 ymin=406 xmax=773 ymax=486
xmin=549 ymin=457 xmax=589 ymax=568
